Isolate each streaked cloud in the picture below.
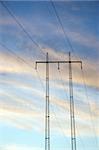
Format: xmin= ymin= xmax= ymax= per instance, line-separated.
xmin=0 ymin=44 xmax=98 ymax=88
xmin=0 ymin=2 xmax=98 ymax=149
xmin=0 ymin=77 xmax=98 ymax=136
xmin=0 ymin=144 xmax=43 ymax=150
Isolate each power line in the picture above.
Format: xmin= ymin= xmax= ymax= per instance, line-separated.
xmin=36 ymin=52 xmax=82 ymax=150
xmin=1 ymin=1 xmax=97 ymax=149
xmin=72 ymin=63 xmax=98 ymax=149
xmin=75 ymin=125 xmax=86 ymax=150
xmin=0 ymin=1 xmax=45 ymax=56
xmin=49 ymin=0 xmax=84 ymax=63
xmin=36 ymin=58 xmax=70 ymax=148
xmin=0 ymin=42 xmax=46 ymax=95
xmin=81 ymin=67 xmax=99 ymax=149
xmin=0 ymin=42 xmax=33 ymax=68
xmin=50 ymin=104 xmax=70 ymax=148
xmin=36 ymin=67 xmax=85 ymax=149
xmin=35 ymin=69 xmax=69 ymax=148
xmin=57 ymin=63 xmax=86 ymax=150
xmin=58 ymin=69 xmax=69 ymax=100
xmin=0 ymin=42 xmax=46 ymax=93
xmin=47 ymin=6 xmax=85 ymax=147
xmin=36 ymin=69 xmax=45 ymax=91
xmin=50 ymin=0 xmax=75 ymax=54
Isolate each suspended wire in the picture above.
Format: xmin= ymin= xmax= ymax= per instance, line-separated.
xmin=0 ymin=42 xmax=33 ymax=69
xmin=71 ymin=97 xmax=86 ymax=150
xmin=81 ymin=67 xmax=99 ymax=148
xmin=55 ymin=61 xmax=88 ymax=150
xmin=50 ymin=0 xmax=75 ymax=54
xmin=0 ymin=40 xmax=86 ymax=150
xmin=46 ymin=1 xmax=93 ymax=145
xmin=0 ymin=42 xmax=45 ymax=95
xmin=50 ymin=0 xmax=84 ymax=63
xmin=46 ymin=4 xmax=68 ymax=55
xmin=51 ymin=65 xmax=71 ymax=148
xmin=82 ymin=69 xmax=98 ymax=147
xmin=36 ymin=63 xmax=70 ymax=147
xmin=58 ymin=69 xmax=69 ymax=100
xmin=1 ymin=1 xmax=97 ymax=148
xmin=35 ymin=69 xmax=45 ymax=91
xmin=35 ymin=71 xmax=70 ymax=150
xmin=42 ymin=1 xmax=97 ymax=149
xmin=69 ymin=71 xmax=86 ymax=150
xmin=0 ymin=2 xmax=77 ymax=148
xmin=70 ymin=64 xmax=98 ymax=149
xmin=74 ymin=63 xmax=98 ymax=149
xmin=57 ymin=68 xmax=86 ymax=150
xmin=50 ymin=104 xmax=70 ymax=148
xmin=0 ymin=43 xmax=45 ymax=94
xmin=0 ymin=1 xmax=45 ymax=56
xmin=69 ymin=76 xmax=87 ymax=150
xmin=75 ymin=125 xmax=86 ymax=150
xmin=51 ymin=104 xmax=67 ymax=137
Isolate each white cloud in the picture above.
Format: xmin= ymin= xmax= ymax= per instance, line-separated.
xmin=0 ymin=45 xmax=98 ymax=136
xmin=0 ymin=144 xmax=43 ymax=150
xmin=0 ymin=84 xmax=98 ymax=136
xmin=0 ymin=4 xmax=98 ymax=139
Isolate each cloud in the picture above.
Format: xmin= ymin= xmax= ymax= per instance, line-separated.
xmin=0 ymin=95 xmax=41 ymax=130
xmin=0 ymin=16 xmax=16 ymax=26
xmin=1 ymin=8 xmax=98 ymax=53
xmin=0 ymin=144 xmax=43 ymax=150
xmin=0 ymin=2 xmax=98 ymax=139
xmin=37 ymin=47 xmax=99 ymax=88
xmin=0 ymin=50 xmax=36 ymax=74
xmin=0 ymin=42 xmax=98 ymax=88
xmin=0 ymin=79 xmax=98 ymax=136
xmin=66 ymin=30 xmax=99 ymax=50
xmin=0 ymin=77 xmax=45 ymax=131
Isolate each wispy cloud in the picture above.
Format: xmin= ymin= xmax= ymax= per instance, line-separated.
xmin=0 ymin=44 xmax=99 ymax=88
xmin=0 ymin=78 xmax=98 ymax=136
xmin=0 ymin=144 xmax=43 ymax=150
xmin=0 ymin=1 xmax=98 ymax=143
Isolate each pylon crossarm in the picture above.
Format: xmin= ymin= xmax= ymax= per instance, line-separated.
xmin=35 ymin=61 xmax=82 ymax=70
xmin=36 ymin=60 xmax=82 ymax=63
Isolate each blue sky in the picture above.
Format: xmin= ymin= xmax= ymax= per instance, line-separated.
xmin=0 ymin=1 xmax=99 ymax=150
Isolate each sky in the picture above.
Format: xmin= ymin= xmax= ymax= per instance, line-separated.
xmin=0 ymin=1 xmax=99 ymax=150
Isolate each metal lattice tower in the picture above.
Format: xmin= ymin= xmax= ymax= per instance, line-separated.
xmin=35 ymin=52 xmax=82 ymax=150
xmin=45 ymin=53 xmax=50 ymax=150
xmin=69 ymin=52 xmax=77 ymax=150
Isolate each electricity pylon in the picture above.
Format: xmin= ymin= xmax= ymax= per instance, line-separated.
xmin=35 ymin=52 xmax=82 ymax=150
